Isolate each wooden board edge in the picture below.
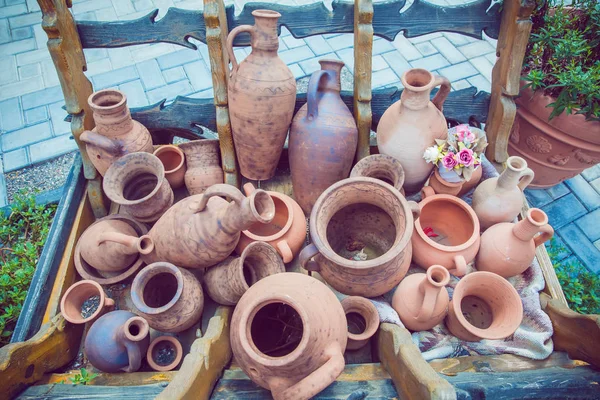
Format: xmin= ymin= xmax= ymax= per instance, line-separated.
xmin=39 ymin=370 xmax=177 ymax=386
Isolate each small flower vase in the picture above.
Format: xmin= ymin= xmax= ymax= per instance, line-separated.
xmin=438 ymin=166 xmax=463 ymax=183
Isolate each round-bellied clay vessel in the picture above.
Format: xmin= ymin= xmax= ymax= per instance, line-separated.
xmin=457 ymin=164 xmax=483 ymax=196
xmin=147 ymin=336 xmax=183 ymax=372
xmin=153 ymin=145 xmax=186 ymax=189
xmin=299 ymin=177 xmax=419 ymax=297
xmin=226 ymin=10 xmax=296 ymax=180
xmin=179 ymin=140 xmax=223 ymax=195
xmin=427 ymin=168 xmax=464 ymax=196
xmin=340 ymin=296 xmax=379 ymax=350
xmin=476 ymin=208 xmax=553 ymax=278
xmin=60 ymin=280 xmax=115 ymax=325
xmin=231 ymin=273 xmax=347 ymax=400
xmin=80 ymin=89 xmax=153 ymax=176
xmin=350 ymin=154 xmax=406 ymax=195
xmin=289 ymin=59 xmax=358 ymax=214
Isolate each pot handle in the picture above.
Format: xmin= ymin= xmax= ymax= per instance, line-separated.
xmin=431 ymin=76 xmax=451 ymax=112
xmin=242 ymin=182 xmax=256 ymax=196
xmin=104 ymin=296 xmax=115 ymax=309
xmin=534 ymin=224 xmax=554 ymax=247
xmin=407 ymin=200 xmax=421 ymax=220
xmin=517 ymin=167 xmax=535 ymax=191
xmin=276 ymin=240 xmax=293 ymax=263
xmin=307 ymin=70 xmax=333 ymax=120
xmin=421 ymin=186 xmax=435 ymax=199
xmin=191 ymin=184 xmax=245 ymax=213
xmin=122 ymin=339 xmax=143 ymax=373
xmin=451 ymin=255 xmax=467 ymax=277
xmin=80 ymin=130 xmax=122 ymax=155
xmin=299 ymin=243 xmax=321 ymax=272
xmin=226 ymin=25 xmax=253 ymax=76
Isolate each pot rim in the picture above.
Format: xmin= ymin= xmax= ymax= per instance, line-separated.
xmin=88 ymin=89 xmax=127 ymax=112
xmin=147 ymin=335 xmax=183 ymax=371
xmin=242 ymin=191 xmax=294 ymax=242
xmin=60 ymin=280 xmax=107 ymax=324
xmin=178 ymin=139 xmax=221 ymax=152
xmin=341 ymin=296 xmax=379 ymax=343
xmin=235 ymin=242 xmax=281 ymax=291
xmin=153 ymin=145 xmax=185 ymax=174
xmin=251 ymin=9 xmax=282 ymax=18
xmin=401 ymin=68 xmax=435 ymax=93
xmin=433 ymin=169 xmax=463 ymax=188
xmin=131 ymin=262 xmax=184 ymax=315
xmin=350 ymin=154 xmax=405 ymax=191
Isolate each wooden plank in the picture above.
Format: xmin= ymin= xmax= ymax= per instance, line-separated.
xmin=39 ymin=371 xmax=176 ymax=386
xmin=223 ymin=363 xmax=391 ymax=381
xmin=16 ymin=382 xmax=165 ymax=399
xmin=353 ymin=0 xmax=373 ymax=162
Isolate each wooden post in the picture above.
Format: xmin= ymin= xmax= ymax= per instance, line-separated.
xmin=353 ymin=0 xmax=373 ymax=162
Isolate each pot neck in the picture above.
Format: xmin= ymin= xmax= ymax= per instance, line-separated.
xmin=512 ymin=215 xmax=542 ymax=242
xmin=497 ymin=165 xmax=522 ymax=190
xmin=319 ymin=60 xmax=343 ymax=92
xmin=400 ymin=69 xmax=435 ymax=110
xmin=221 ymin=197 xmax=260 ymax=233
xmin=250 ymin=12 xmax=280 ymax=52
xmin=89 ymin=95 xmax=133 ymax=137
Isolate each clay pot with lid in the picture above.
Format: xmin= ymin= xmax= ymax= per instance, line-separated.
xmin=427 ymin=169 xmax=464 ymax=196
xmin=179 ymin=139 xmax=223 ymax=195
xmin=350 ymin=154 xmax=405 ymax=195
xmin=340 ymin=296 xmax=379 ymax=350
xmin=80 ymin=89 xmax=153 ymax=176
xmin=411 ymin=187 xmax=480 ymax=276
xmin=299 ymin=177 xmax=419 ymax=297
xmin=231 ymin=273 xmax=347 ymax=400
xmin=60 ymin=280 xmax=115 ymax=325
xmin=147 ymin=336 xmax=183 ymax=372
xmin=153 ymin=145 xmax=186 ymax=189
xmin=227 ymin=10 xmax=296 ymax=180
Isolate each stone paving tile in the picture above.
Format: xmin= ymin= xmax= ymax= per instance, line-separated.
xmin=15 ymin=48 xmax=49 ymax=65
xmin=574 ymin=208 xmax=600 ymax=243
xmin=112 ymin=0 xmax=135 ymax=16
xmin=582 ymin=165 xmax=600 ymax=182
xmin=545 ymin=182 xmax=570 ymax=199
xmin=279 ymin=45 xmax=314 ymax=65
xmin=382 ymin=51 xmax=411 ymax=79
xmin=371 ymin=68 xmax=398 ymax=89
xmin=70 ymin=0 xmax=112 ymax=15
xmin=372 ymin=55 xmax=388 ymax=72
xmin=0 ymin=56 xmax=18 ymax=85
xmin=282 ymin=35 xmax=305 ymax=49
xmin=372 ymin=39 xmax=394 ymax=55
xmin=565 ymin=175 xmax=600 ymax=211
xmin=163 ymin=66 xmax=186 ymax=83
xmin=558 ymin=223 xmax=600 ymax=274
xmin=415 ymin=41 xmax=438 ymax=57
xmin=408 ymin=33 xmax=442 ymax=44
xmin=0 ymin=18 xmax=10 ymax=44
xmin=0 ymin=37 xmax=35 ymax=55
xmin=591 ymin=177 xmax=600 ymax=194
xmin=457 ymin=40 xmax=495 ymax=59
xmin=304 ymin=35 xmax=333 ymax=56
xmin=11 ymin=26 xmax=31 ymax=40
xmin=0 ymin=74 xmax=42 ymax=100
xmin=156 ymin=48 xmax=200 ymax=69
xmin=392 ymin=35 xmax=422 ymax=61
xmin=184 ymin=60 xmax=212 ymax=92
xmin=438 ymin=61 xmax=478 ymax=82
xmin=288 ymin=63 xmax=305 ymax=80
xmin=525 ymin=188 xmax=554 ymax=208
xmin=326 ymin=34 xmax=353 ymax=51
xmin=1 ymin=121 xmax=52 ymax=151
xmin=146 ymin=79 xmax=193 ymax=103
xmin=136 ymin=59 xmax=166 ymax=90
xmin=21 ymin=85 xmax=63 ymax=109
xmin=48 ymin=101 xmax=70 ymax=135
xmin=0 ymin=97 xmax=23 ymax=131
xmin=546 ymin=235 xmax=572 ymax=263
xmin=469 ymin=56 xmax=494 ymax=79
xmin=3 ymin=147 xmax=28 ymax=172
xmin=541 ymin=193 xmax=587 ymax=230
xmin=92 ymin=65 xmax=138 ymax=89
xmin=466 ymin=74 xmax=491 ymax=93
xmin=119 ymin=79 xmax=148 ymax=107
xmin=8 ymin=10 xmax=40 ymax=28
xmin=24 ymin=105 xmax=47 ymax=124
xmin=410 ymin=53 xmax=450 ymax=71
xmin=299 ymin=53 xmax=335 ymax=75
xmin=29 ymin=133 xmax=77 ymax=164
xmin=41 ymin=59 xmax=59 ymax=87
xmin=18 ymin=62 xmax=40 ymax=79
xmin=335 ymin=47 xmax=354 ymax=72
xmin=443 ymin=32 xmax=470 ymax=46
xmin=0 ymin=3 xmax=26 ymax=18
xmin=450 ymin=79 xmax=471 ymax=91
xmin=431 ymin=36 xmax=466 ymax=64
xmin=107 ymin=47 xmax=135 ymax=69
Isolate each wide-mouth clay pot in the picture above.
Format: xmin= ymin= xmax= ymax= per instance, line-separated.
xmin=427 ymin=168 xmax=464 ymax=196
xmin=300 ymin=177 xmax=419 ymax=297
xmin=340 ymin=296 xmax=379 ymax=350
xmin=411 ymin=186 xmax=480 ymax=276
xmin=350 ymin=154 xmax=406 ymax=195
xmin=445 ymin=271 xmax=523 ymax=341
xmin=60 ymin=280 xmax=115 ymax=324
xmin=146 ymin=336 xmax=183 ymax=372
xmin=153 ymin=145 xmax=186 ymax=190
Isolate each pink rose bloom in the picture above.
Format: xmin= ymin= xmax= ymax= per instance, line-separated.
xmin=442 ymin=152 xmax=458 ymax=169
xmin=455 ymin=124 xmax=475 ymax=143
xmin=458 ymin=148 xmax=474 ymax=167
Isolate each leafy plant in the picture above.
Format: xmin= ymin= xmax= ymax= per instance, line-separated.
xmin=61 ymin=368 xmax=98 ymax=385
xmin=0 ymin=193 xmax=56 ymax=346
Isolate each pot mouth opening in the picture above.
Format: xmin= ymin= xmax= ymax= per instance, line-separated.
xmin=402 ymin=69 xmax=434 ymax=92
xmin=252 ymin=9 xmax=281 ymax=18
xmin=133 ymin=263 xmax=183 ymax=315
xmin=89 ymin=89 xmax=127 ymax=110
xmin=527 ymin=208 xmax=548 ymax=226
xmin=244 ymin=193 xmax=293 ymax=242
xmin=154 ymin=146 xmax=185 ymax=174
xmin=250 ymin=190 xmax=276 ymax=224
xmin=104 ymin=153 xmax=166 ymax=206
xmin=124 ymin=317 xmax=149 ymax=342
xmin=149 ymin=336 xmax=182 ymax=368
xmin=427 ymin=265 xmax=451 ymax=287
xmin=506 ymin=156 xmax=527 ymax=172
xmin=61 ymin=280 xmax=105 ymax=323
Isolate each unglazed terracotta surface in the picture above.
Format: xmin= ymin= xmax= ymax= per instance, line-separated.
xmin=60 ymin=280 xmax=115 ymax=325
xmin=457 ymin=164 xmax=483 ymax=196
xmin=147 ymin=336 xmax=183 ymax=372
xmin=341 ymin=296 xmax=379 ymax=350
xmin=230 ymin=273 xmax=347 ymax=400
xmin=153 ymin=145 xmax=186 ymax=189
xmin=350 ymin=154 xmax=406 ymax=194
xmin=179 ymin=139 xmax=223 ymax=195
xmin=427 ymin=168 xmax=464 ymax=196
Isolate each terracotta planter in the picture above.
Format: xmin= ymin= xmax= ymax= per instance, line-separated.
xmin=457 ymin=165 xmax=483 ymax=196
xmin=472 ymin=156 xmax=534 ymax=230
xmin=377 ymin=69 xmax=450 ymax=194
xmin=235 ymin=183 xmax=307 ymax=263
xmin=340 ymin=296 xmax=379 ymax=350
xmin=227 ymin=10 xmax=296 ymax=180
xmin=508 ymin=84 xmax=600 ymax=188
xmin=84 ymin=310 xmax=150 ymax=373
xmin=60 ymin=280 xmax=115 ymax=325
xmin=477 ymin=208 xmax=554 ymax=278
xmin=131 ymin=262 xmax=204 ymax=333
xmin=392 ymin=265 xmax=450 ymax=331
xmin=445 ymin=271 xmax=523 ymax=341
xmin=153 ymin=145 xmax=186 ymax=189
xmin=350 ymin=154 xmax=406 ymax=194
xmin=231 ymin=273 xmax=347 ymax=400
xmin=147 ymin=336 xmax=183 ymax=372
xmin=141 ymin=184 xmax=275 ymax=269
xmin=204 ymin=241 xmax=285 ymax=305
xmin=289 ymin=59 xmax=358 ymax=213
xmin=80 ymin=89 xmax=153 ymax=176
xmin=179 ymin=140 xmax=223 ymax=195
xmin=412 ymin=187 xmax=480 ymax=276
xmin=103 ymin=152 xmax=174 ymax=223
xmin=427 ymin=168 xmax=464 ymax=196
xmin=299 ymin=177 xmax=419 ymax=297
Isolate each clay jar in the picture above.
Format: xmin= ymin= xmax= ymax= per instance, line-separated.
xmin=60 ymin=280 xmax=115 ymax=325
xmin=412 ymin=187 xmax=480 ymax=276
xmin=179 ymin=140 xmax=223 ymax=195
xmin=340 ymin=296 xmax=379 ymax=350
xmin=392 ymin=265 xmax=450 ymax=331
xmin=227 ymin=10 xmax=296 ymax=180
xmin=350 ymin=154 xmax=405 ymax=195
xmin=377 ymin=69 xmax=450 ymax=194
xmin=427 ymin=169 xmax=464 ymax=196
xmin=289 ymin=59 xmax=358 ymax=214
xmin=458 ymin=165 xmax=483 ymax=196
xmin=236 ymin=183 xmax=306 ymax=263
xmin=472 ymin=156 xmax=534 ymax=230
xmin=80 ymin=89 xmax=153 ymax=176
xmin=299 ymin=177 xmax=419 ymax=297
xmin=141 ymin=184 xmax=275 ymax=269
xmin=84 ymin=310 xmax=150 ymax=373
xmin=205 ymin=241 xmax=285 ymax=305
xmin=103 ymin=152 xmax=174 ymax=223
xmin=231 ymin=273 xmax=347 ymax=400
xmin=153 ymin=145 xmax=186 ymax=189
xmin=147 ymin=336 xmax=183 ymax=372
xmin=477 ymin=208 xmax=554 ymax=278
xmin=445 ymin=271 xmax=523 ymax=341
xmin=131 ymin=262 xmax=204 ymax=333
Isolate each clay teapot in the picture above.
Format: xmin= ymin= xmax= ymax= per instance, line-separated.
xmin=227 ymin=10 xmax=296 ymax=180
xmin=427 ymin=168 xmax=464 ymax=196
xmin=476 ymin=208 xmax=554 ymax=278
xmin=231 ymin=273 xmax=347 ymax=400
xmin=80 ymin=89 xmax=153 ymax=175
xmin=179 ymin=139 xmax=223 ymax=195
xmin=392 ymin=265 xmax=450 ymax=331
xmin=147 ymin=336 xmax=183 ymax=372
xmin=377 ymin=69 xmax=450 ymax=194
xmin=140 ymin=184 xmax=275 ymax=269
xmin=299 ymin=177 xmax=419 ymax=297
xmin=289 ymin=59 xmax=358 ymax=214
xmin=350 ymin=154 xmax=406 ymax=195
xmin=60 ymin=280 xmax=115 ymax=325
xmin=340 ymin=296 xmax=379 ymax=350
xmin=153 ymin=145 xmax=186 ymax=189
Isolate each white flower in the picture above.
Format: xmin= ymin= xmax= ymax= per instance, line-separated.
xmin=423 ymin=146 xmax=440 ymax=164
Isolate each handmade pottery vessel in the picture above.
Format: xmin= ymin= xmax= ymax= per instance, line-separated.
xmin=153 ymin=145 xmax=186 ymax=189
xmin=227 ymin=10 xmax=296 ymax=180
xmin=289 ymin=59 xmax=358 ymax=213
xmin=427 ymin=168 xmax=464 ymax=196
xmin=131 ymin=262 xmax=204 ymax=333
xmin=141 ymin=184 xmax=275 ymax=269
xmin=350 ymin=154 xmax=405 ymax=195
xmin=477 ymin=208 xmax=554 ymax=278
xmin=205 ymin=241 xmax=285 ymax=305
xmin=231 ymin=273 xmax=347 ymax=400
xmin=147 ymin=336 xmax=183 ymax=372
xmin=445 ymin=271 xmax=523 ymax=341
xmin=411 ymin=187 xmax=480 ymax=276
xmin=377 ymin=69 xmax=450 ymax=194
xmin=340 ymin=296 xmax=379 ymax=350
xmin=392 ymin=265 xmax=450 ymax=331
xmin=472 ymin=156 xmax=534 ymax=230
xmin=60 ymin=280 xmax=115 ymax=325
xmin=299 ymin=177 xmax=419 ymax=297
xmin=103 ymin=152 xmax=174 ymax=223
xmin=80 ymin=89 xmax=153 ymax=176
xmin=236 ymin=183 xmax=307 ymax=263
xmin=179 ymin=140 xmax=223 ymax=195
xmin=457 ymin=164 xmax=483 ymax=196
xmin=84 ymin=310 xmax=150 ymax=373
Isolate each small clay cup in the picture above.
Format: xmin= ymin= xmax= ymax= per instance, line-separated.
xmin=428 ymin=169 xmax=464 ymax=196
xmin=340 ymin=296 xmax=379 ymax=350
xmin=60 ymin=280 xmax=115 ymax=324
xmin=350 ymin=154 xmax=406 ymax=195
xmin=147 ymin=336 xmax=183 ymax=372
xmin=153 ymin=145 xmax=186 ymax=189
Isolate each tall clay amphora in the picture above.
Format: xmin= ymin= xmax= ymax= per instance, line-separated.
xmin=226 ymin=10 xmax=296 ymax=180
xmin=289 ymin=59 xmax=358 ymax=213
xmin=80 ymin=89 xmax=153 ymax=175
xmin=377 ymin=69 xmax=451 ymax=194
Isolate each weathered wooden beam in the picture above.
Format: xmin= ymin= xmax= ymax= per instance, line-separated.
xmin=353 ymin=0 xmax=373 ymax=162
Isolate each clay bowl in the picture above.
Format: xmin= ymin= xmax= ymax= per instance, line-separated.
xmin=60 ymin=280 xmax=115 ymax=324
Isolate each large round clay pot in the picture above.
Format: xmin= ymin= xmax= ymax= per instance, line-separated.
xmin=80 ymin=89 xmax=153 ymax=176
xmin=289 ymin=59 xmax=358 ymax=214
xmin=179 ymin=140 xmax=223 ymax=195
xmin=60 ymin=280 xmax=115 ymax=325
xmin=427 ymin=168 xmax=464 ymax=196
xmin=299 ymin=177 xmax=419 ymax=297
xmin=340 ymin=296 xmax=379 ymax=350
xmin=350 ymin=154 xmax=405 ymax=195
xmin=377 ymin=69 xmax=451 ymax=194
xmin=412 ymin=187 xmax=480 ymax=276
xmin=147 ymin=336 xmax=183 ymax=372
xmin=476 ymin=208 xmax=553 ymax=278
xmin=508 ymin=84 xmax=600 ymax=188
xmin=231 ymin=273 xmax=347 ymax=400
xmin=131 ymin=262 xmax=204 ymax=333
xmin=226 ymin=10 xmax=296 ymax=180
xmin=153 ymin=145 xmax=186 ymax=190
